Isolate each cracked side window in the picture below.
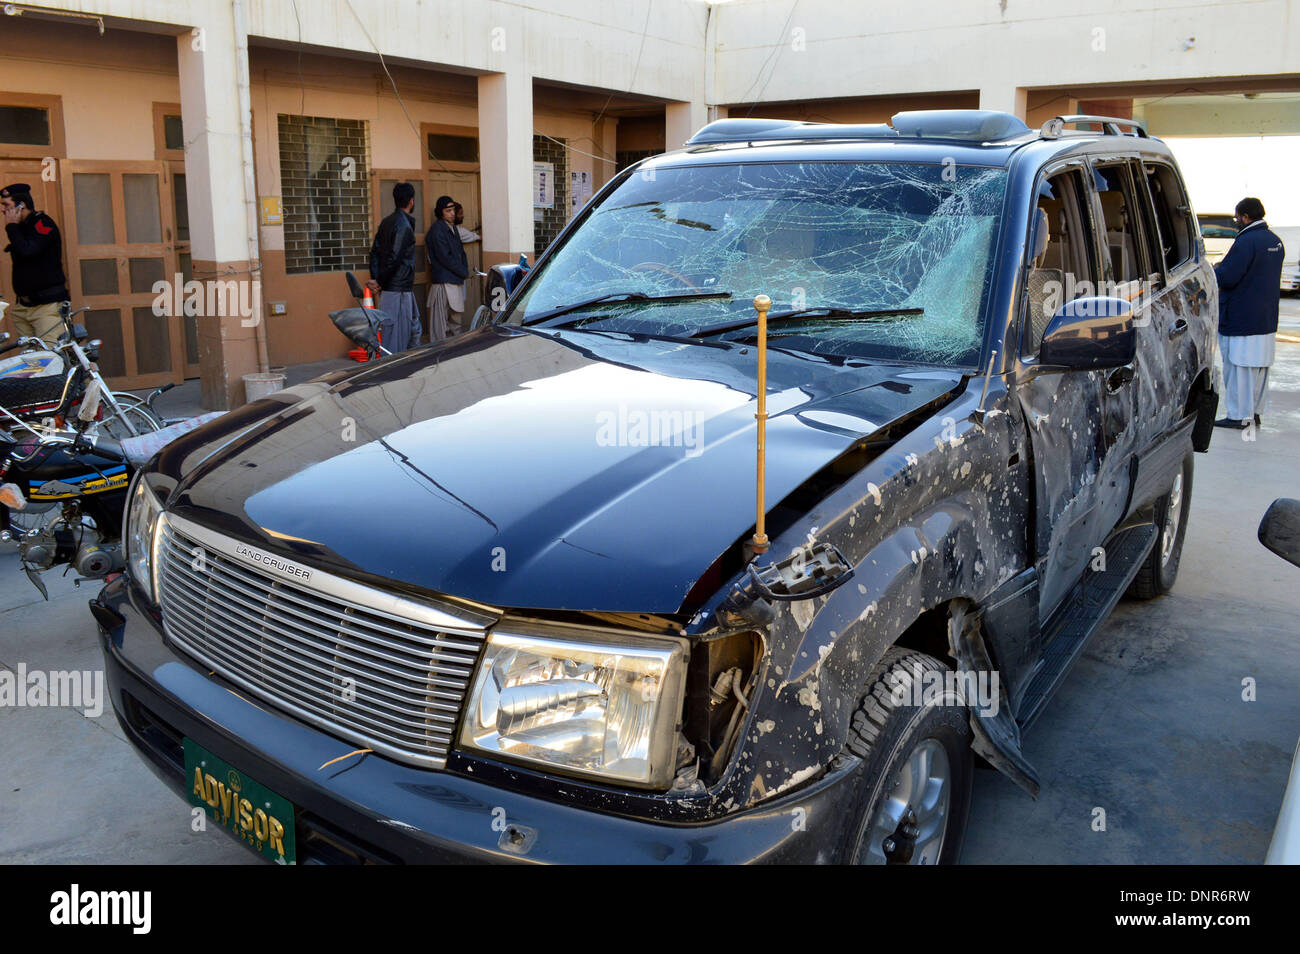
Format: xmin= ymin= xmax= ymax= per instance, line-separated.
xmin=505 ymin=160 xmax=1008 ymax=367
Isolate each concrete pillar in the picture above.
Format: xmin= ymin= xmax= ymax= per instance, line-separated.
xmin=665 ymin=101 xmax=709 ymax=152
xmin=979 ymin=86 xmax=1028 ymax=120
xmin=177 ymin=20 xmax=261 ymax=411
xmin=478 ymin=70 xmax=534 ymax=269
xmin=593 ymin=116 xmax=619 ymax=190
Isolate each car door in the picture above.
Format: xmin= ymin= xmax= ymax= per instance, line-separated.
xmin=1080 ymin=158 xmax=1148 ymax=537
xmin=1014 ymin=162 xmax=1120 ymax=619
xmin=1131 ymin=158 xmax=1206 ymax=438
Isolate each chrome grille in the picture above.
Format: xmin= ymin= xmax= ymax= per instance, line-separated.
xmin=155 ymin=514 xmax=492 ymax=768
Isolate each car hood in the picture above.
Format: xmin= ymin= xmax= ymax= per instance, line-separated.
xmin=159 ymin=327 xmax=965 ymax=613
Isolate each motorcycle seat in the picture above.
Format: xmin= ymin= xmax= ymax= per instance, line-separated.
xmin=0 ymin=366 xmax=78 ymax=415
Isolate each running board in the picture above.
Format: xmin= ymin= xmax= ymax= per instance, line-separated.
xmin=1016 ymin=523 xmax=1158 ymax=731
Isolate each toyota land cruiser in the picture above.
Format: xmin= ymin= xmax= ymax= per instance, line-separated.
xmin=92 ymin=110 xmax=1219 ymax=864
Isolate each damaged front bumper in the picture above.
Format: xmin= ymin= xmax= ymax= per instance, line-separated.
xmin=93 ymin=575 xmax=861 ymax=864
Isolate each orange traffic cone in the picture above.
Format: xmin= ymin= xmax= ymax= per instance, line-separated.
xmin=361 ymin=285 xmax=375 ymax=309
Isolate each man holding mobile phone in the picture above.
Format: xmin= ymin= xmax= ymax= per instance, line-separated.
xmin=2 ymin=182 xmax=69 ymax=346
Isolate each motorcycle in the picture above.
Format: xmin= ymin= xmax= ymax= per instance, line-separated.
xmin=330 ymin=272 xmax=394 ymax=359
xmin=0 ymin=397 xmax=223 ymax=598
xmin=0 ymin=299 xmax=166 ymax=439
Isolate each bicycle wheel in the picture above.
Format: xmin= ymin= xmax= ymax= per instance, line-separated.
xmin=100 ymin=395 xmax=163 ymax=440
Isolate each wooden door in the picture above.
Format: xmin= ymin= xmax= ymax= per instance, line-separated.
xmin=426 ymin=171 xmax=483 ymax=315
xmin=372 ymin=171 xmax=428 ymax=333
xmin=59 ymin=159 xmax=184 ymax=389
xmin=0 ymin=159 xmax=63 ymax=324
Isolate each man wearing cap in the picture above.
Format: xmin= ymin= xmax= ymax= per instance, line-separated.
xmin=367 ymin=181 xmax=422 ymax=352
xmin=1214 ymin=197 xmax=1285 ymax=431
xmin=425 ymin=194 xmax=468 ymax=341
xmin=2 ymin=182 xmax=69 ymax=346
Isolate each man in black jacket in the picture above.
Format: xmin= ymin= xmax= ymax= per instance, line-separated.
xmin=2 ymin=182 xmax=69 ymax=346
xmin=425 ymin=194 xmax=468 ymax=340
xmin=1214 ymin=197 xmax=1285 ymax=430
xmin=367 ymin=182 xmax=422 ymax=351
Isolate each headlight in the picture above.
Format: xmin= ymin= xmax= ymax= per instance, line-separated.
xmin=125 ymin=474 xmax=164 ymax=603
xmin=460 ymin=627 xmax=689 ymax=788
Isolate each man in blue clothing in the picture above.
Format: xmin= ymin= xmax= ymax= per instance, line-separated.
xmin=1214 ymin=197 xmax=1285 ymax=430
xmin=367 ymin=182 xmax=422 ymax=352
xmin=426 ymin=195 xmax=468 ymax=341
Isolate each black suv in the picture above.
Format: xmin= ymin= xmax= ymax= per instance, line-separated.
xmin=94 ymin=110 xmax=1218 ymax=864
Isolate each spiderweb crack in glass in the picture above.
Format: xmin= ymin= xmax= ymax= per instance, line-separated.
xmin=511 ymin=162 xmax=1007 ymax=366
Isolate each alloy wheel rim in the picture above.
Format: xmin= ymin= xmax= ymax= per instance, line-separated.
xmin=1160 ymin=471 xmax=1184 ymax=566
xmin=863 ymin=738 xmax=951 ymax=864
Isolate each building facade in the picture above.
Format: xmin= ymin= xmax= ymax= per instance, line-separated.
xmin=1 ymin=0 xmax=1296 ymax=408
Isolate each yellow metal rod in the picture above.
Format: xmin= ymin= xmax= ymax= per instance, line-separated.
xmin=751 ymin=293 xmax=771 ymax=555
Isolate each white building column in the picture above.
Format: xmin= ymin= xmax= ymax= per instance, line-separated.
xmin=478 ymin=69 xmax=534 ymax=268
xmin=177 ymin=16 xmax=260 ymax=410
xmin=666 ymin=101 xmax=709 ymax=151
xmin=979 ymin=86 xmax=1028 ymax=120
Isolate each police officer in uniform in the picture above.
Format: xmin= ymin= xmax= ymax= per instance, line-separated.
xmin=2 ymin=182 xmax=69 ymax=347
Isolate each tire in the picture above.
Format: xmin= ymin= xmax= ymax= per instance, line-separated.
xmin=843 ymin=646 xmax=974 ymax=865
xmin=1126 ymin=451 xmax=1194 ymax=600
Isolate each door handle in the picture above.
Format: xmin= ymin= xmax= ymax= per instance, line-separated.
xmin=1168 ymin=317 xmax=1189 ymax=339
xmin=1106 ymin=365 xmax=1134 ymax=392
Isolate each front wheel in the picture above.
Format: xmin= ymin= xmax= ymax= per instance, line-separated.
xmin=1126 ymin=451 xmax=1194 ymax=599
xmin=844 ymin=647 xmax=974 ymax=865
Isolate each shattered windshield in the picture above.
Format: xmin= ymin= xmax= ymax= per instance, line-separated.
xmin=504 ymin=160 xmax=1008 ymax=366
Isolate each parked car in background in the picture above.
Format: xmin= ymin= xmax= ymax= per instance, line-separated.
xmin=1198 ymin=213 xmax=1237 ymax=265
xmin=93 ymin=110 xmax=1219 ymax=865
xmin=1274 ymin=226 xmax=1299 ymax=294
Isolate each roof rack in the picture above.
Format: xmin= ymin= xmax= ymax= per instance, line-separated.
xmin=685 ymin=110 xmax=1032 ymax=147
xmin=1040 ymin=115 xmax=1149 ymax=139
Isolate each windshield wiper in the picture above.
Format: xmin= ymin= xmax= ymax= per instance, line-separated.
xmin=695 ymin=306 xmax=924 ymax=338
xmin=524 ymin=291 xmax=733 ymax=327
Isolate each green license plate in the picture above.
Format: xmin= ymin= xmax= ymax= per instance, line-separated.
xmin=184 ymin=738 xmax=296 ymax=864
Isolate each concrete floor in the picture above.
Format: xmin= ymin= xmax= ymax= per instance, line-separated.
xmin=2 ymin=302 xmax=1298 ymax=864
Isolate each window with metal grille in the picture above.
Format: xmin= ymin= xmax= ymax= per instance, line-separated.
xmin=278 ymin=115 xmax=371 ymax=274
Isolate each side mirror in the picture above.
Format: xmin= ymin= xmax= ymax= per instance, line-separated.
xmin=1039 ymin=296 xmax=1135 ymax=371
xmin=485 ymin=263 xmax=529 ymax=316
xmin=468 ymin=304 xmax=492 ymax=332
xmin=1259 ymin=498 xmax=1300 ymax=568
xmin=345 ymin=271 xmax=366 ymax=301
